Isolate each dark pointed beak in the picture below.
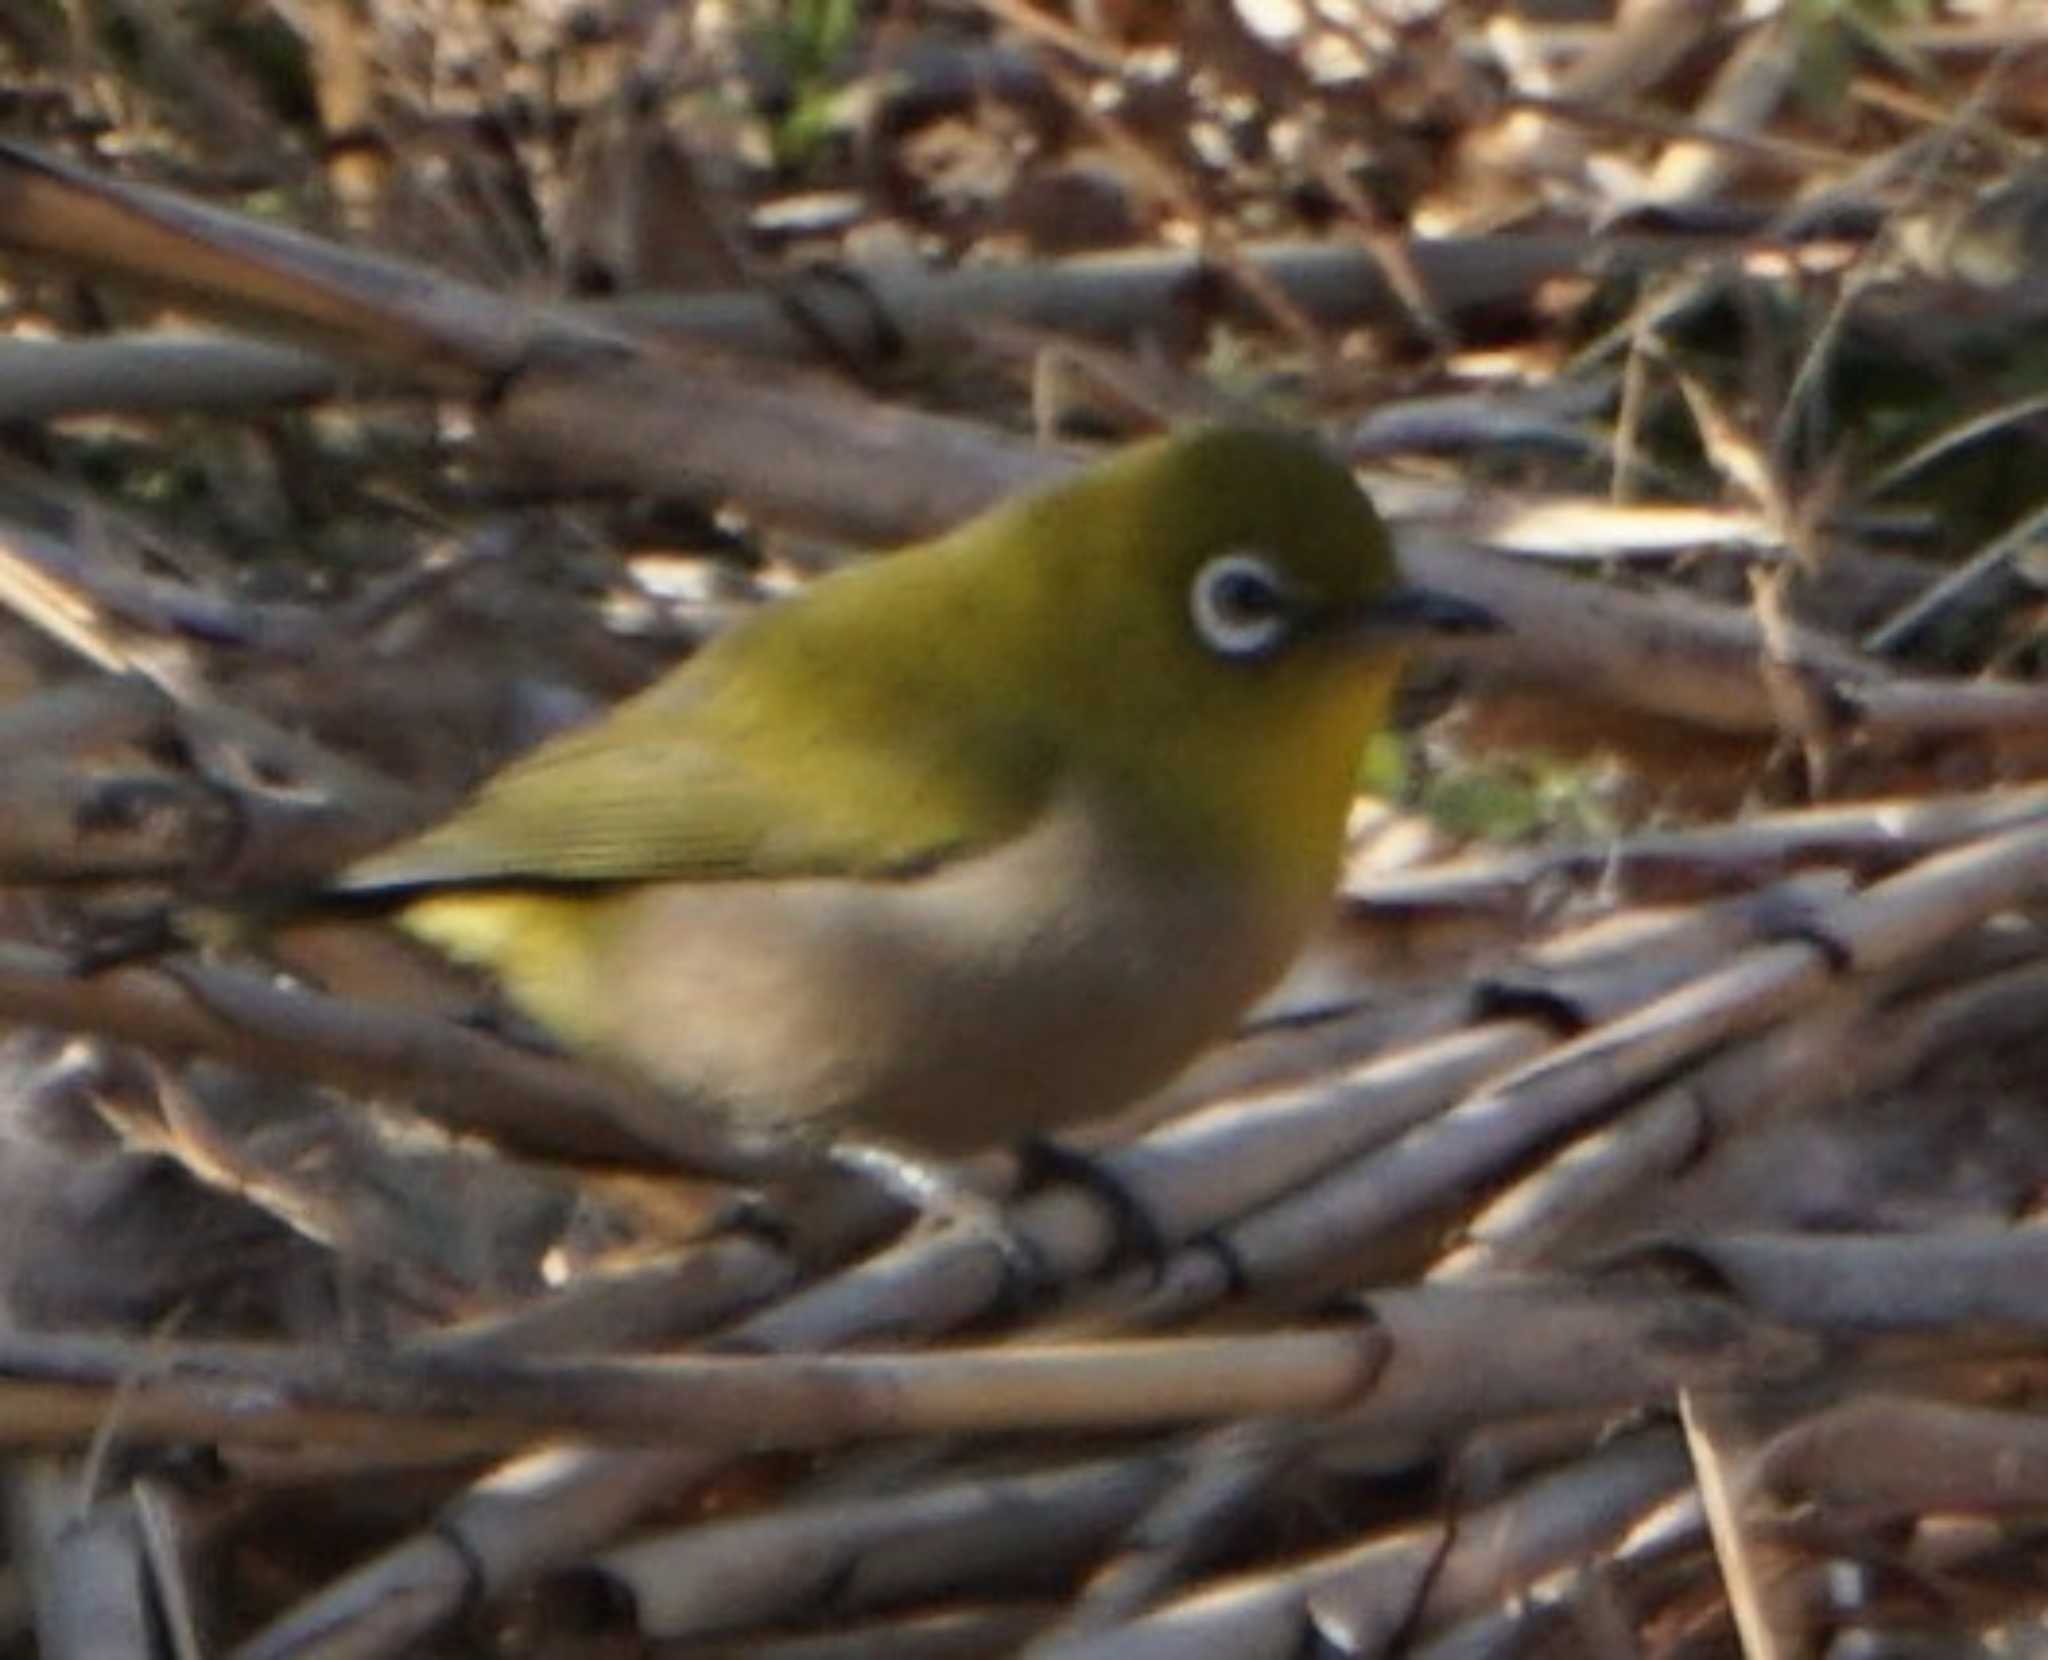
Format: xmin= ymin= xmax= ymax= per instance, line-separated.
xmin=1352 ymin=585 xmax=1500 ymax=641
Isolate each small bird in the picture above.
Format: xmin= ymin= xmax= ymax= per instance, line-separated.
xmin=336 ymin=427 xmax=1489 ymax=1174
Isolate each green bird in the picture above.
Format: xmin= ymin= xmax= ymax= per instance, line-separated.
xmin=336 ymin=427 xmax=1489 ymax=1174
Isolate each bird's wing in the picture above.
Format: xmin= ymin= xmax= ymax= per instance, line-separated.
xmin=337 ymin=687 xmax=1050 ymax=893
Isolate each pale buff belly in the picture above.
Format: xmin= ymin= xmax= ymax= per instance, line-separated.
xmin=566 ymin=806 xmax=1314 ymax=1155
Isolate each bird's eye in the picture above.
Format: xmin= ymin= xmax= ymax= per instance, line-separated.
xmin=1190 ymin=552 xmax=1293 ymax=660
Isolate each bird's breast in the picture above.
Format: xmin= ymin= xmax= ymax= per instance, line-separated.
xmin=555 ymin=793 xmax=1321 ymax=1153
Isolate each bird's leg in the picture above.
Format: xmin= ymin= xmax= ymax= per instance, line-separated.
xmin=826 ymin=1135 xmax=1053 ymax=1299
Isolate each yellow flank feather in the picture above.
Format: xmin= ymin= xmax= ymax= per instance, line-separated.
xmin=395 ymin=890 xmax=615 ymax=1053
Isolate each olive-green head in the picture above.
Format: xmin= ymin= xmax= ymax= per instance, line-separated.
xmin=927 ymin=424 xmax=1492 ymax=881
xmin=998 ymin=423 xmax=1474 ymax=672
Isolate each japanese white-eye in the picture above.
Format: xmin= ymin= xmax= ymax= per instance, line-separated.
xmin=337 ymin=427 xmax=1489 ymax=1156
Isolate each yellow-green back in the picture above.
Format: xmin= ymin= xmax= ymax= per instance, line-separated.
xmin=342 ymin=424 xmax=1407 ymax=913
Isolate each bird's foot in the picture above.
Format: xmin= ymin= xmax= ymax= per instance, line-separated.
xmin=827 ymin=1137 xmax=1053 ymax=1304
xmin=1013 ymin=1134 xmax=1169 ymax=1277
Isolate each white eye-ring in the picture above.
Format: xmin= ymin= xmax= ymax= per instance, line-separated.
xmin=1190 ymin=551 xmax=1294 ymax=660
